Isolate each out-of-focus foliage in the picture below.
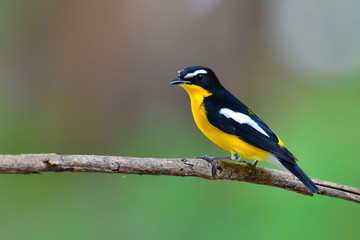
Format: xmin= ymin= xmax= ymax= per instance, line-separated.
xmin=0 ymin=1 xmax=359 ymax=239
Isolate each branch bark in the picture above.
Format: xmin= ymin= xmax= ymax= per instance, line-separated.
xmin=0 ymin=154 xmax=358 ymax=203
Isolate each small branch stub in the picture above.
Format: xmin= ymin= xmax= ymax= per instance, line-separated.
xmin=0 ymin=154 xmax=358 ymax=203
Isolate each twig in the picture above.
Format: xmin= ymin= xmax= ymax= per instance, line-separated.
xmin=0 ymin=154 xmax=358 ymax=203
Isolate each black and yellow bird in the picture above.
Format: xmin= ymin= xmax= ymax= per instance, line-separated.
xmin=170 ymin=66 xmax=319 ymax=194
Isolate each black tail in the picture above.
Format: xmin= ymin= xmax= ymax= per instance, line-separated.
xmin=279 ymin=160 xmax=319 ymax=194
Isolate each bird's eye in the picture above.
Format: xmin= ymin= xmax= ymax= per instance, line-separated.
xmin=195 ymin=74 xmax=204 ymax=82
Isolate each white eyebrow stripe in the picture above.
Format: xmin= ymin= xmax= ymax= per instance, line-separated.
xmin=219 ymin=108 xmax=270 ymax=137
xmin=184 ymin=69 xmax=208 ymax=79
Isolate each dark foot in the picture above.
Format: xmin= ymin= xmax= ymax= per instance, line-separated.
xmin=232 ymin=152 xmax=241 ymax=160
xmin=246 ymin=160 xmax=258 ymax=178
xmin=194 ymin=155 xmax=229 ymax=175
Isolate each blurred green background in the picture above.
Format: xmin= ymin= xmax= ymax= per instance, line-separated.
xmin=0 ymin=0 xmax=359 ymax=239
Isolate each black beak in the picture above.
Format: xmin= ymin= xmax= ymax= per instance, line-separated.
xmin=169 ymin=77 xmax=191 ymax=85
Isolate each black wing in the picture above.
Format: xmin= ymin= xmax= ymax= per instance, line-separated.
xmin=204 ymin=90 xmax=296 ymax=164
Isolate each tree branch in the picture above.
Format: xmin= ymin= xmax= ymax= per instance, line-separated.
xmin=0 ymin=154 xmax=358 ymax=203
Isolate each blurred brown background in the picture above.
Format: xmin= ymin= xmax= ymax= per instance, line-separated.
xmin=0 ymin=1 xmax=359 ymax=239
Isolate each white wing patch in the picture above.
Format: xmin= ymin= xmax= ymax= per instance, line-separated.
xmin=184 ymin=69 xmax=208 ymax=79
xmin=219 ymin=108 xmax=270 ymax=137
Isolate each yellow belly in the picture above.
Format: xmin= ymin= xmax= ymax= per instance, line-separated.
xmin=181 ymin=84 xmax=269 ymax=161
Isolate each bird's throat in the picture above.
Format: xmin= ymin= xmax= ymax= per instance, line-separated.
xmin=181 ymin=84 xmax=212 ymax=119
xmin=181 ymin=84 xmax=212 ymax=99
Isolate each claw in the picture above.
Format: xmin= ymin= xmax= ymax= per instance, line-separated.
xmin=194 ymin=155 xmax=230 ymax=176
xmin=246 ymin=160 xmax=258 ymax=178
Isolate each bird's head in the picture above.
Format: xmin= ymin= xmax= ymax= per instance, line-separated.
xmin=170 ymin=66 xmax=223 ymax=95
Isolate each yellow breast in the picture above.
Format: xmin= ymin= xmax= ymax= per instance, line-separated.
xmin=181 ymin=84 xmax=269 ymax=161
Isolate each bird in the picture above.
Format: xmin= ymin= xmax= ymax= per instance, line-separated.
xmin=169 ymin=66 xmax=319 ymax=194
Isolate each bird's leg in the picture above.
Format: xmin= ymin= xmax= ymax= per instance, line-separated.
xmin=194 ymin=155 xmax=230 ymax=175
xmin=231 ymin=151 xmax=241 ymax=160
xmin=246 ymin=160 xmax=258 ymax=178
xmin=232 ymin=151 xmax=251 ymax=165
xmin=232 ymin=151 xmax=258 ymax=178
xmin=251 ymin=160 xmax=258 ymax=168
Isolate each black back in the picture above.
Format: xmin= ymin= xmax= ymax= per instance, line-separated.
xmin=204 ymin=88 xmax=297 ymax=164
